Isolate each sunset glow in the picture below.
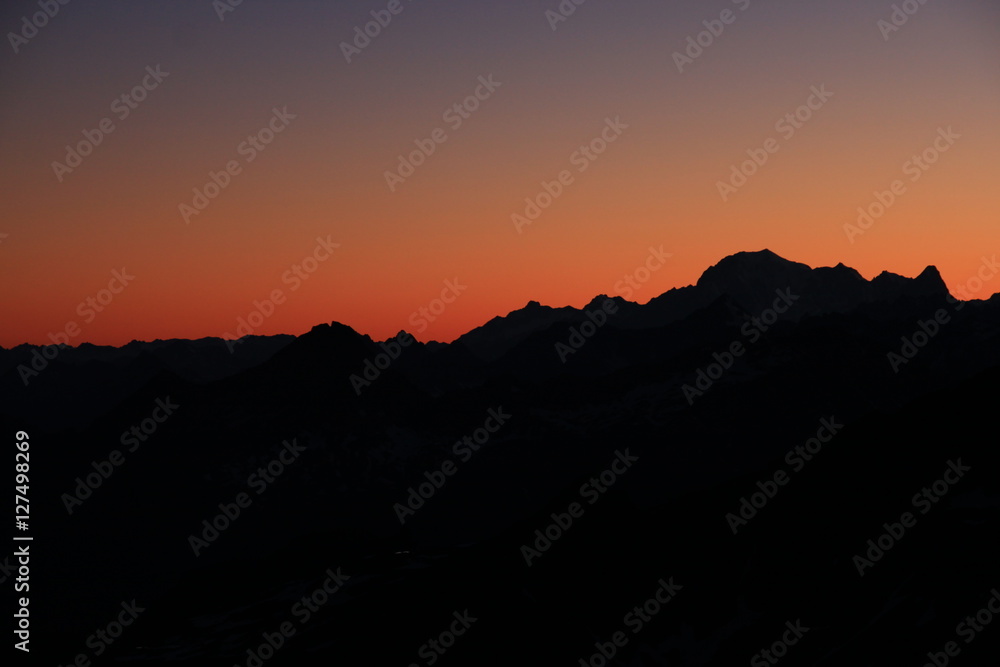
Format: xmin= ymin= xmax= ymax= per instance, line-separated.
xmin=2 ymin=0 xmax=999 ymax=347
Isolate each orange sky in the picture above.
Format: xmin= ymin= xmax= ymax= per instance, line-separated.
xmin=1 ymin=0 xmax=999 ymax=347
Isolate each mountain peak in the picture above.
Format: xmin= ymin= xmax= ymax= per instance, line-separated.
xmin=723 ymin=248 xmax=790 ymax=264
xmin=697 ymin=249 xmax=811 ymax=291
xmin=303 ymin=321 xmax=369 ymax=345
xmin=585 ymin=294 xmax=626 ymax=310
xmin=917 ymin=264 xmax=942 ymax=281
xmin=914 ymin=265 xmax=949 ymax=294
xmin=699 ymin=249 xmax=801 ymax=277
xmin=447 ymin=252 xmax=967 ymax=363
xmin=871 ymin=266 xmax=948 ymax=296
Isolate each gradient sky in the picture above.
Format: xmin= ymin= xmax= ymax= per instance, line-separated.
xmin=2 ymin=0 xmax=999 ymax=347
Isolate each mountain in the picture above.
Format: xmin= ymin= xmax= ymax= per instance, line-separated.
xmin=452 ymin=250 xmax=952 ymax=361
xmin=449 ymin=299 xmax=583 ymax=361
xmin=0 ymin=335 xmax=294 ymax=429
xmin=695 ymin=249 xmax=948 ymax=317
xmin=7 ymin=250 xmax=1000 ymax=666
xmin=0 ymin=250 xmax=969 ymax=430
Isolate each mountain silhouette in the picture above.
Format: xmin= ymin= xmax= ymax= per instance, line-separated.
xmin=6 ymin=250 xmax=1000 ymax=666
xmin=450 ymin=250 xmax=953 ymax=362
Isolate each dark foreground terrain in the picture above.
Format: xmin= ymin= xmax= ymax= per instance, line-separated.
xmin=4 ymin=251 xmax=1000 ymax=665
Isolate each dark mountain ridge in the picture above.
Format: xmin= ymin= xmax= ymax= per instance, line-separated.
xmin=8 ymin=249 xmax=1000 ymax=665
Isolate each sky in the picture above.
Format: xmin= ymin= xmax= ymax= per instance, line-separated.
xmin=1 ymin=0 xmax=999 ymax=347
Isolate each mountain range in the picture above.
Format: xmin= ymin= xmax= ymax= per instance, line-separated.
xmin=2 ymin=249 xmax=975 ymax=426
xmin=7 ymin=249 xmax=1000 ymax=666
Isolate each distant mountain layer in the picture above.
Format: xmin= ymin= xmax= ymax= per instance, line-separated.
xmin=0 ymin=250 xmax=975 ymax=425
xmin=0 ymin=335 xmax=294 ymax=428
xmin=454 ymin=249 xmax=952 ymax=360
